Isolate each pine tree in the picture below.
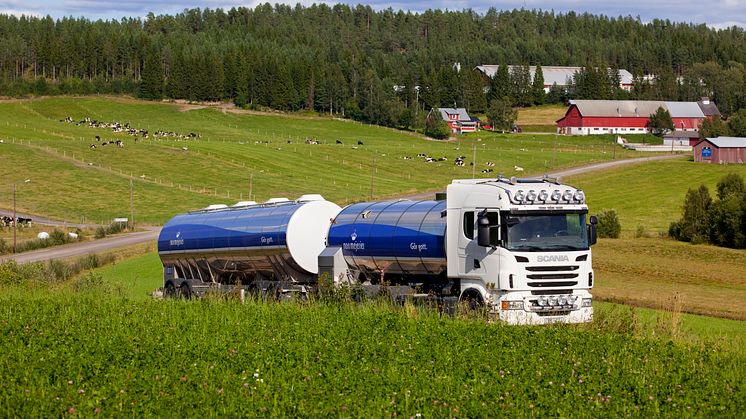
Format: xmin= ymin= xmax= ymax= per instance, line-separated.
xmin=531 ymin=63 xmax=545 ymax=105
xmin=139 ymin=46 xmax=164 ymax=100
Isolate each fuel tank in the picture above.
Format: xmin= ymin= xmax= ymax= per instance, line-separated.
xmin=327 ymin=200 xmax=446 ymax=275
xmin=158 ymin=196 xmax=341 ymax=281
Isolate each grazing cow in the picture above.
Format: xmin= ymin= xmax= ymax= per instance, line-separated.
xmin=481 ymin=169 xmax=494 ymax=174
xmin=336 ymin=140 xmax=343 ymax=144
xmin=357 ymin=140 xmax=364 ymax=145
xmin=287 ymin=140 xmax=292 ymax=144
xmin=437 ymin=157 xmax=447 ymax=162
xmin=116 ymin=140 xmax=124 ymax=148
xmin=486 ymin=162 xmax=495 ymax=167
xmin=403 ymin=156 xmax=412 ymax=160
xmin=424 ymin=157 xmax=434 ymax=163
xmin=417 ymin=153 xmax=427 ymax=157
xmin=95 ymin=135 xmax=101 ymax=141
xmin=89 ymin=144 xmax=96 ymax=149
xmin=455 ymin=160 xmax=465 ymax=167
xmin=101 ymin=142 xmax=108 ymax=146
xmin=1 ymin=216 xmax=11 ymax=226
xmin=514 ymin=166 xmax=524 ymax=172
xmin=182 ymin=147 xmax=188 ymax=151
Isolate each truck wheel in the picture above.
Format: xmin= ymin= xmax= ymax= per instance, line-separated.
xmin=164 ymin=281 xmax=177 ymax=299
xmin=180 ymin=282 xmax=193 ymax=300
xmin=459 ymin=290 xmax=484 ymax=314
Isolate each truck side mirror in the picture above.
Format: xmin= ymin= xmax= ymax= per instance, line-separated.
xmin=588 ymin=215 xmax=598 ymax=246
xmin=477 ymin=215 xmax=491 ymax=247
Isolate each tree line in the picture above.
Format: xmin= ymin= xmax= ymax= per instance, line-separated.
xmin=2 ymin=5 xmax=746 ymax=128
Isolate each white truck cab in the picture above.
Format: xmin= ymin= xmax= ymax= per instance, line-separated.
xmin=446 ymin=177 xmax=597 ymax=325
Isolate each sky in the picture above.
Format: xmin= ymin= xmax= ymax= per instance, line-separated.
xmin=1 ymin=0 xmax=745 ymax=29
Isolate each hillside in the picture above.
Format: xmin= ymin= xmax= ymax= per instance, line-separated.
xmin=0 ymin=97 xmax=638 ymax=224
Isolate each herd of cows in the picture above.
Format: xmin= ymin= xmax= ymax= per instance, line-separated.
xmin=1 ymin=216 xmax=32 ymax=228
xmin=59 ymin=117 xmax=201 ymax=151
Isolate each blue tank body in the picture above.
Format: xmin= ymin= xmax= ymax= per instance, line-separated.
xmin=158 ymin=203 xmax=299 ymax=253
xmin=327 ymin=200 xmax=446 ymax=275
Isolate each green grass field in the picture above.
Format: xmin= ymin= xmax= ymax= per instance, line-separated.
xmin=566 ymin=157 xmax=746 ymax=234
xmin=0 ymin=97 xmax=640 ymax=224
xmin=0 ymin=289 xmax=743 ymax=417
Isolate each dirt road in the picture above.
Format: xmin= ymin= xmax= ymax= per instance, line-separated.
xmin=1 ymin=227 xmax=160 ymax=264
xmin=2 ymin=154 xmax=683 ymax=264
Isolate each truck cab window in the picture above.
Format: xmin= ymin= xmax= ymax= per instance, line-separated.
xmin=463 ymin=211 xmax=475 ymax=239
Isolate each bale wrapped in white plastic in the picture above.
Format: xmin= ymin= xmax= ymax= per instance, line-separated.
xmin=37 ymin=232 xmax=50 ymax=240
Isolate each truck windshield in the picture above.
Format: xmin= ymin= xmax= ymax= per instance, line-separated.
xmin=502 ymin=211 xmax=589 ymax=251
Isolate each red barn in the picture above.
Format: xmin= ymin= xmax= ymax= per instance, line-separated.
xmin=693 ymin=137 xmax=746 ymax=164
xmin=556 ymin=100 xmax=712 ymax=135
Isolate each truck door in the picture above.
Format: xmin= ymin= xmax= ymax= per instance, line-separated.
xmin=459 ymin=209 xmax=499 ymax=278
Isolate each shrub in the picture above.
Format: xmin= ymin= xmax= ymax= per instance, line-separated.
xmin=73 ymin=272 xmax=107 ymax=293
xmin=0 ymin=238 xmax=8 ymax=255
xmin=596 ymin=209 xmax=621 ymax=238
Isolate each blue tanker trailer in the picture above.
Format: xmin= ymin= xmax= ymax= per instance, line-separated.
xmin=158 ymin=177 xmax=598 ymax=325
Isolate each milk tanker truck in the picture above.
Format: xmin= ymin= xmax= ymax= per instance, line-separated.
xmin=158 ymin=176 xmax=598 ymax=324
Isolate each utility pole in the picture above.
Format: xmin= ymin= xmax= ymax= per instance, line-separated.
xmin=12 ymin=183 xmax=16 ymax=253
xmin=130 ymin=179 xmax=134 ymax=231
xmin=249 ymin=174 xmax=253 ymax=201
xmin=370 ymin=158 xmax=376 ymax=200
xmin=472 ymin=144 xmax=477 ymax=178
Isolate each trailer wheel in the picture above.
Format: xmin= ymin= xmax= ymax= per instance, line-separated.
xmin=164 ymin=281 xmax=177 ymax=299
xmin=180 ymin=282 xmax=194 ymax=300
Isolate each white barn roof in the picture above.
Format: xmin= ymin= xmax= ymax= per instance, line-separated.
xmin=569 ymin=100 xmax=705 ymax=118
xmin=475 ymin=65 xmax=634 ymax=86
xmin=704 ymin=137 xmax=746 ymax=148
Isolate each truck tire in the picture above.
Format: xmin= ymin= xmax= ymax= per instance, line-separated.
xmin=459 ymin=289 xmax=484 ymax=313
xmin=164 ymin=281 xmax=177 ymax=299
xmin=180 ymin=282 xmax=194 ymax=300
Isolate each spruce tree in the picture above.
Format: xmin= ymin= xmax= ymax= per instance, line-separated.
xmin=531 ymin=63 xmax=545 ymax=105
xmin=139 ymin=46 xmax=164 ymax=100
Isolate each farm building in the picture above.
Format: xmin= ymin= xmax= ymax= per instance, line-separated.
xmin=693 ymin=137 xmax=746 ymax=164
xmin=474 ymin=65 xmax=634 ymax=92
xmin=433 ymin=108 xmax=478 ymax=134
xmin=556 ymin=100 xmax=716 ymax=136
xmin=664 ymin=130 xmax=701 ymax=147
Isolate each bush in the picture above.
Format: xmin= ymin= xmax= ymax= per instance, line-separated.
xmin=0 ymin=238 xmax=9 ymax=255
xmin=596 ymin=209 xmax=621 ymax=238
xmin=670 ymin=174 xmax=746 ymax=249
xmin=95 ymin=222 xmax=129 ymax=239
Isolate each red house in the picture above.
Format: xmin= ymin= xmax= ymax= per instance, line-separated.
xmin=694 ymin=137 xmax=746 ymax=164
xmin=434 ymin=108 xmax=478 ymax=134
xmin=556 ymin=100 xmax=713 ymax=135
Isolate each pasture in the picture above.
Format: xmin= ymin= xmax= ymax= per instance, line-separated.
xmin=0 ymin=97 xmax=640 ymax=224
xmin=567 ymin=157 xmax=746 ymax=234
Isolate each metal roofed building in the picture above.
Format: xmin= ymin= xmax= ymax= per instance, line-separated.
xmin=694 ymin=137 xmax=746 ymax=164
xmin=434 ymin=107 xmax=478 ymax=134
xmin=556 ymin=100 xmax=712 ymax=136
xmin=474 ymin=65 xmax=634 ymax=92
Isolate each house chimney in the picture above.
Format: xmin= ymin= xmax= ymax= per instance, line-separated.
xmin=634 ymin=107 xmax=639 ymax=117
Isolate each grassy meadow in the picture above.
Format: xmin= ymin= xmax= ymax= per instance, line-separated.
xmin=0 ymin=97 xmax=640 ymax=224
xmin=0 ymin=287 xmax=743 ymax=417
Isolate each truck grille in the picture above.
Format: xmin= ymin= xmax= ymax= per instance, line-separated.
xmin=525 ymin=265 xmax=579 ymax=288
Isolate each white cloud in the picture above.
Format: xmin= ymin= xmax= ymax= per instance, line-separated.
xmin=1 ymin=0 xmax=744 ymax=28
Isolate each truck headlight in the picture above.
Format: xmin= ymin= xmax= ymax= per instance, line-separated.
xmin=501 ymin=300 xmax=524 ymax=310
xmin=581 ymin=298 xmax=592 ymax=307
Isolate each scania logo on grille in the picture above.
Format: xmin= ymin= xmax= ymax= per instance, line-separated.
xmin=537 ymin=255 xmax=569 ymax=262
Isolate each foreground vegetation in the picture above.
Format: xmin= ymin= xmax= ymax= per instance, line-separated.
xmin=0 ymin=289 xmax=743 ymax=417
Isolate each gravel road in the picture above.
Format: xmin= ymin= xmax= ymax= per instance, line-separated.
xmin=2 ymin=154 xmax=683 ymax=264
